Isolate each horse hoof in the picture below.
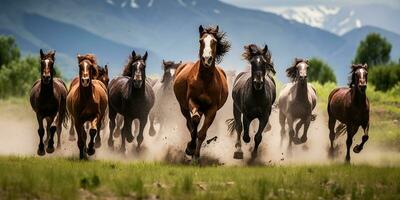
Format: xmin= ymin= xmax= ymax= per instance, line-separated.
xmin=251 ymin=151 xmax=258 ymax=159
xmin=300 ymin=136 xmax=307 ymax=143
xmin=233 ymin=151 xmax=243 ymax=159
xmin=80 ymin=153 xmax=88 ymax=160
xmin=87 ymin=148 xmax=95 ymax=156
xmin=149 ymin=128 xmax=156 ymax=137
xmin=37 ymin=148 xmax=45 ymax=156
xmin=113 ymin=130 xmax=121 ymax=138
xmin=46 ymin=146 xmax=55 ymax=154
xmin=50 ymin=126 xmax=57 ymax=134
xmin=353 ymin=145 xmax=362 ymax=153
xmin=185 ymin=147 xmax=195 ymax=156
xmin=243 ymin=135 xmax=250 ymax=143
xmin=126 ymin=134 xmax=134 ymax=143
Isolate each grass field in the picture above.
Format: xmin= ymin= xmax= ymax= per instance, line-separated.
xmin=0 ymin=156 xmax=399 ymax=200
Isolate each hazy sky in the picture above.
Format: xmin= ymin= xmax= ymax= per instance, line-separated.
xmin=220 ymin=0 xmax=400 ymax=9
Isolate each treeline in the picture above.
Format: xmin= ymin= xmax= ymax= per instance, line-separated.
xmin=0 ymin=35 xmax=61 ymax=99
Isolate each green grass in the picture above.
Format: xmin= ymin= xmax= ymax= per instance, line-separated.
xmin=0 ymin=156 xmax=399 ymax=200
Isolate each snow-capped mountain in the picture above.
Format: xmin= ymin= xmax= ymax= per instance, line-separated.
xmin=262 ymin=4 xmax=400 ymax=36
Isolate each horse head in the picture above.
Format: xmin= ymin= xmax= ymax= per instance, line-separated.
xmin=286 ymin=58 xmax=309 ymax=84
xmin=97 ymin=65 xmax=109 ymax=87
xmin=124 ymin=50 xmax=147 ymax=89
xmin=40 ymin=49 xmax=56 ymax=84
xmin=350 ymin=63 xmax=368 ymax=93
xmin=161 ymin=60 xmax=181 ymax=83
xmin=198 ymin=25 xmax=230 ymax=68
xmin=77 ymin=54 xmax=98 ymax=88
xmin=243 ymin=44 xmax=275 ymax=90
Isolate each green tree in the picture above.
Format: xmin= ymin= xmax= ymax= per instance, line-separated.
xmin=0 ymin=35 xmax=21 ymax=69
xmin=369 ymin=63 xmax=400 ymax=91
xmin=353 ymin=33 xmax=391 ymax=67
xmin=308 ymin=58 xmax=337 ymax=84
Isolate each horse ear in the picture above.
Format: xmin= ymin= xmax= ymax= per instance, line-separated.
xmin=40 ymin=49 xmax=44 ymax=58
xmin=131 ymin=50 xmax=136 ymax=58
xmin=215 ymin=25 xmax=219 ymax=33
xmin=363 ymin=63 xmax=368 ymax=69
xmin=104 ymin=65 xmax=108 ymax=74
xmin=143 ymin=51 xmax=148 ymax=62
xmin=51 ymin=50 xmax=56 ymax=60
xmin=199 ymin=25 xmax=204 ymax=35
xmin=77 ymin=54 xmax=83 ymax=63
xmin=179 ymin=61 xmax=182 ymax=64
xmin=263 ymin=45 xmax=268 ymax=53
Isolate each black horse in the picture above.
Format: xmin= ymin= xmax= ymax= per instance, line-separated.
xmin=227 ymin=44 xmax=276 ymax=160
xmin=108 ymin=50 xmax=155 ymax=153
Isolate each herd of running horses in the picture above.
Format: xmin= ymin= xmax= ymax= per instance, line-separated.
xmin=29 ymin=25 xmax=370 ymax=163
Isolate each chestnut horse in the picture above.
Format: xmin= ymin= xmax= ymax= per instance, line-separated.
xmin=173 ymin=25 xmax=230 ymax=161
xmin=30 ymin=49 xmax=68 ymax=155
xmin=328 ymin=64 xmax=369 ymax=163
xmin=108 ymin=50 xmax=155 ymax=153
xmin=68 ymin=64 xmax=109 ymax=144
xmin=67 ymin=54 xmax=108 ymax=159
xmin=68 ymin=64 xmax=109 ymax=145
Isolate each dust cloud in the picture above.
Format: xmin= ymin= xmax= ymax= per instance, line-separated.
xmin=0 ymin=81 xmax=399 ymax=167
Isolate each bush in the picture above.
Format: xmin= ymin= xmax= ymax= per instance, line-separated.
xmin=0 ymin=35 xmax=20 ymax=69
xmin=369 ymin=63 xmax=400 ymax=91
xmin=308 ymin=58 xmax=337 ymax=84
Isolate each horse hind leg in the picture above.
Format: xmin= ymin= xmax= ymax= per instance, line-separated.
xmin=114 ymin=114 xmax=123 ymax=138
xmin=36 ymin=115 xmax=46 ymax=156
xmin=87 ymin=118 xmax=99 ymax=156
xmin=345 ymin=125 xmax=358 ymax=163
xmin=286 ymin=116 xmax=295 ymax=156
xmin=69 ymin=119 xmax=76 ymax=141
xmin=148 ymin=111 xmax=156 ymax=136
xmin=108 ymin=110 xmax=117 ymax=149
xmin=328 ymin=116 xmax=337 ymax=159
xmin=194 ymin=108 xmax=217 ymax=162
xmin=56 ymin=115 xmax=63 ymax=149
xmin=136 ymin=116 xmax=148 ymax=152
xmin=94 ymin=119 xmax=102 ymax=149
xmin=233 ymin=105 xmax=243 ymax=159
xmin=353 ymin=124 xmax=369 ymax=153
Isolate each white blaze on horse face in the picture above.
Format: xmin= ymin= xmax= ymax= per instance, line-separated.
xmin=134 ymin=62 xmax=142 ymax=81
xmin=359 ymin=68 xmax=367 ymax=85
xmin=298 ymin=63 xmax=308 ymax=77
xmin=202 ymin=34 xmax=215 ymax=65
xmin=169 ymin=68 xmax=176 ymax=77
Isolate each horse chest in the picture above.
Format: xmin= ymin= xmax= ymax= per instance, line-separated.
xmin=37 ymin=95 xmax=58 ymax=115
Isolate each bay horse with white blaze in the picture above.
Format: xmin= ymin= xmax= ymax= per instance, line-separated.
xmin=278 ymin=58 xmax=317 ymax=153
xmin=226 ymin=44 xmax=276 ymax=160
xmin=108 ymin=50 xmax=155 ymax=153
xmin=173 ymin=25 xmax=230 ymax=161
xmin=328 ymin=64 xmax=370 ymax=163
xmin=67 ymin=54 xmax=108 ymax=160
xmin=30 ymin=49 xmax=68 ymax=155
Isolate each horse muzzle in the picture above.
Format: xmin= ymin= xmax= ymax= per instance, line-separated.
xmin=202 ymin=56 xmax=213 ymax=67
xmin=81 ymin=77 xmax=90 ymax=87
xmin=359 ymin=84 xmax=367 ymax=92
xmin=42 ymin=75 xmax=51 ymax=84
xmin=253 ymin=81 xmax=264 ymax=90
xmin=133 ymin=80 xmax=143 ymax=88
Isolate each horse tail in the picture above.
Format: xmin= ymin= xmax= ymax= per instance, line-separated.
xmin=335 ymin=123 xmax=346 ymax=138
xmin=225 ymin=118 xmax=235 ymax=135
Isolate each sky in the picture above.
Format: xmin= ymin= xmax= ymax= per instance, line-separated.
xmin=220 ymin=0 xmax=400 ymax=9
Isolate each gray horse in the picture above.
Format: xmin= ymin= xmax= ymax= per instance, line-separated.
xmin=278 ymin=58 xmax=317 ymax=152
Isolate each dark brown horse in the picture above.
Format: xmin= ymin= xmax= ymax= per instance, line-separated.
xmin=173 ymin=25 xmax=230 ymax=161
xmin=68 ymin=65 xmax=109 ymax=145
xmin=328 ymin=64 xmax=370 ymax=163
xmin=30 ymin=49 xmax=68 ymax=155
xmin=67 ymin=54 xmax=108 ymax=159
xmin=108 ymin=50 xmax=155 ymax=153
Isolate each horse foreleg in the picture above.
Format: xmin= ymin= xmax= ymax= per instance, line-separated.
xmin=87 ymin=118 xmax=98 ymax=156
xmin=194 ymin=108 xmax=217 ymax=161
xmin=279 ymin=110 xmax=286 ymax=147
xmin=95 ymin=117 xmax=102 ymax=149
xmin=76 ymin=122 xmax=87 ymax=160
xmin=46 ymin=116 xmax=56 ymax=154
xmin=136 ymin=116 xmax=148 ymax=152
xmin=242 ymin=117 xmax=251 ymax=143
xmin=181 ymin=107 xmax=196 ymax=156
xmin=36 ymin=115 xmax=45 ymax=156
xmin=292 ymin=119 xmax=304 ymax=144
xmin=56 ymin=117 xmax=62 ymax=149
xmin=233 ymin=105 xmax=243 ymax=159
xmin=123 ymin=118 xmax=134 ymax=143
xmin=328 ymin=116 xmax=337 ymax=158
xmin=148 ymin=111 xmax=156 ymax=136
xmin=299 ymin=118 xmax=311 ymax=144
xmin=69 ymin=118 xmax=76 ymax=141
xmin=354 ymin=123 xmax=369 ymax=153
xmin=345 ymin=125 xmax=358 ymax=163
xmin=286 ymin=116 xmax=295 ymax=155
xmin=251 ymin=118 xmax=268 ymax=159
xmin=114 ymin=115 xmax=123 ymax=137
xmin=108 ymin=110 xmax=117 ymax=148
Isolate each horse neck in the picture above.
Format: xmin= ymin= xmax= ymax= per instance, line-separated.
xmin=197 ymin=60 xmax=215 ymax=81
xmin=78 ymin=83 xmax=93 ymax=100
xmin=294 ymin=80 xmax=308 ymax=100
xmin=351 ymin=87 xmax=367 ymax=106
xmin=128 ymin=78 xmax=145 ymax=97
xmin=39 ymin=79 xmax=54 ymax=97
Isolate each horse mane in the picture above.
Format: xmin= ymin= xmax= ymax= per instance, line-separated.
xmin=41 ymin=51 xmax=55 ymax=61
xmin=202 ymin=26 xmax=231 ymax=64
xmin=286 ymin=58 xmax=308 ymax=82
xmin=77 ymin=54 xmax=97 ymax=66
xmin=348 ymin=63 xmax=368 ymax=87
xmin=122 ymin=54 xmax=143 ymax=77
xmin=242 ymin=44 xmax=275 ymax=75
